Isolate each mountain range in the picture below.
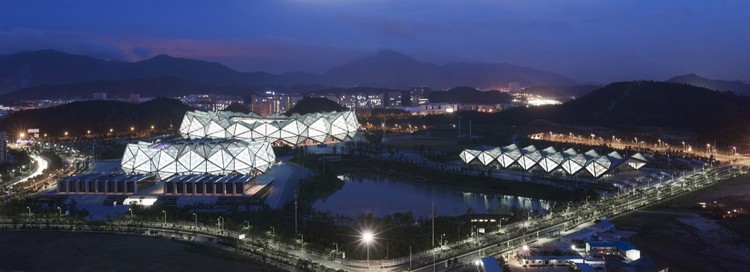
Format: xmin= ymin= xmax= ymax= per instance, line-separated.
xmin=667 ymin=74 xmax=750 ymax=95
xmin=0 ymin=49 xmax=576 ymax=97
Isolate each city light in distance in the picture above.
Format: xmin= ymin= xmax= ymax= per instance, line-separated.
xmin=527 ymin=97 xmax=562 ymax=106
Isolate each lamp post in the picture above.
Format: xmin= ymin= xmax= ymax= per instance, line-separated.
xmin=57 ymin=206 xmax=61 ymax=217
xmin=26 ymin=206 xmax=31 ymax=216
xmin=362 ymin=230 xmax=374 ymax=270
xmin=299 ymin=234 xmax=304 ymax=250
xmin=440 ymin=233 xmax=446 ymax=247
xmin=193 ymin=213 xmax=198 ymax=226
xmin=333 ymin=242 xmax=338 ymax=259
xmin=162 ymin=210 xmax=166 ymax=224
xmin=129 ymin=208 xmax=133 ymax=221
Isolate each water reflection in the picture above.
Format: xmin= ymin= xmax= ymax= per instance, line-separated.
xmin=313 ymin=175 xmax=552 ymax=217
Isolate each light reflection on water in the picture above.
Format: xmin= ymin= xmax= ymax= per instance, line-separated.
xmin=312 ymin=175 xmax=552 ymax=218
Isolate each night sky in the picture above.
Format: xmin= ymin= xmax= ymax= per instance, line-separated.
xmin=1 ymin=0 xmax=749 ymax=83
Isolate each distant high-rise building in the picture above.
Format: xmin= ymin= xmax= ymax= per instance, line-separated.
xmin=251 ymin=91 xmax=299 ymax=115
xmin=385 ymin=91 xmax=402 ymax=107
xmin=93 ymin=92 xmax=107 ymax=100
xmin=0 ymin=132 xmax=7 ymax=162
xmin=410 ymin=87 xmax=431 ymax=106
xmin=366 ymin=93 xmax=384 ymax=108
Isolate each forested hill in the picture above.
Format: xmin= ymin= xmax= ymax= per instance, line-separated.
xmin=485 ymin=81 xmax=750 ymax=144
xmin=0 ymin=98 xmax=190 ymax=137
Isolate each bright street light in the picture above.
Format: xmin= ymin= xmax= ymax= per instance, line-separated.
xmin=361 ymin=230 xmax=375 ymax=269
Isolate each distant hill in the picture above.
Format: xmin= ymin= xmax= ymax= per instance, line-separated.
xmin=0 ymin=98 xmax=190 ymax=137
xmin=306 ymin=86 xmax=402 ymax=96
xmin=1 ymin=76 xmax=257 ymax=100
xmin=667 ymin=74 xmax=750 ymax=95
xmin=321 ymin=50 xmax=575 ymax=89
xmin=491 ymin=81 xmax=750 ymax=145
xmin=285 ymin=97 xmax=346 ymax=115
xmin=0 ymin=50 xmax=301 ymax=94
xmin=429 ymin=86 xmax=512 ymax=104
xmin=0 ymin=49 xmax=576 ymax=96
xmin=520 ymin=84 xmax=600 ymax=98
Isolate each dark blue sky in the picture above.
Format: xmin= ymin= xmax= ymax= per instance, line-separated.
xmin=1 ymin=0 xmax=749 ymax=83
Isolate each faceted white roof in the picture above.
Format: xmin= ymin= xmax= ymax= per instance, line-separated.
xmin=460 ymin=144 xmax=647 ymax=177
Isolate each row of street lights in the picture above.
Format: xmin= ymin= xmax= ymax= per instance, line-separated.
xmin=16 ymin=125 xmax=169 ymax=140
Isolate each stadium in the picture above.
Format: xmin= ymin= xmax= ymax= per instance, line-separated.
xmin=178 ymin=110 xmax=360 ymax=145
xmin=460 ymin=144 xmax=648 ymax=178
xmin=120 ymin=138 xmax=275 ymax=179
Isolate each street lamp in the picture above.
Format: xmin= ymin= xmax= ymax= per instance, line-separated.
xmin=129 ymin=208 xmax=133 ymax=221
xmin=57 ymin=206 xmax=61 ymax=217
xmin=440 ymin=233 xmax=446 ymax=247
xmin=362 ymin=230 xmax=374 ymax=270
xmin=193 ymin=213 xmax=198 ymax=226
xmin=162 ymin=210 xmax=166 ymax=224
xmin=299 ymin=234 xmax=304 ymax=250
xmin=270 ymin=226 xmax=275 ymax=238
xmin=26 ymin=206 xmax=31 ymax=216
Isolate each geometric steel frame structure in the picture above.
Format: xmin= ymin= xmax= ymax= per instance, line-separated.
xmin=121 ymin=109 xmax=360 ymax=180
xmin=121 ymin=139 xmax=275 ymax=179
xmin=179 ymin=110 xmax=360 ymax=146
xmin=460 ymin=144 xmax=648 ymax=178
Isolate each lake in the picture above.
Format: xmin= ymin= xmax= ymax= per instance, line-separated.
xmin=313 ymin=175 xmax=552 ymax=218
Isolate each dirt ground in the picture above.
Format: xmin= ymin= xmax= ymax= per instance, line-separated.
xmin=0 ymin=231 xmax=282 ymax=272
xmin=612 ymin=175 xmax=750 ymax=272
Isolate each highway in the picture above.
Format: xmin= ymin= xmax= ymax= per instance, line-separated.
xmin=10 ymin=154 xmax=49 ymax=188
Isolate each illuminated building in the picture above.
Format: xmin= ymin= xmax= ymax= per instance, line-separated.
xmin=460 ymin=144 xmax=647 ymax=178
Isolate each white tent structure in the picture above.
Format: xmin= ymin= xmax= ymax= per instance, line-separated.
xmin=460 ymin=144 xmax=647 ymax=178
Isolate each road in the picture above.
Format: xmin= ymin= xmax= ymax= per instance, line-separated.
xmin=9 ymin=154 xmax=49 ymax=188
